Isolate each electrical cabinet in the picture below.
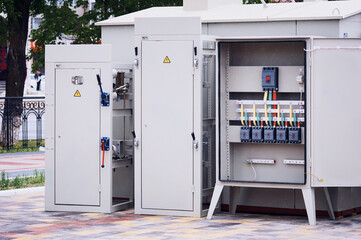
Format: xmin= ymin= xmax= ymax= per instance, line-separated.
xmin=207 ymin=37 xmax=361 ymax=225
xmin=45 ymin=16 xmax=361 ymax=224
xmin=45 ymin=45 xmax=133 ymax=213
xmin=219 ymin=40 xmax=306 ymax=184
xmin=134 ymin=17 xmax=216 ymax=217
xmin=55 ymin=68 xmax=101 ymax=206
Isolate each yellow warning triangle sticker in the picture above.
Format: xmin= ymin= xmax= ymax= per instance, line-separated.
xmin=163 ymin=56 xmax=171 ymax=63
xmin=74 ymin=90 xmax=81 ymax=97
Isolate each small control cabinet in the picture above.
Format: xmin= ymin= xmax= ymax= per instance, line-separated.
xmin=134 ymin=17 xmax=216 ymax=217
xmin=209 ymin=36 xmax=361 ymax=226
xmin=45 ymin=45 xmax=133 ymax=213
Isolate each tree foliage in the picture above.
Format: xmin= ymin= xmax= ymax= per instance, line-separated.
xmin=243 ymin=0 xmax=303 ymax=4
xmin=30 ymin=0 xmax=182 ymax=73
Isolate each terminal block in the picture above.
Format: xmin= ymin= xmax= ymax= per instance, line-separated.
xmin=262 ymin=67 xmax=279 ymax=91
xmin=276 ymin=127 xmax=288 ymax=143
xmin=240 ymin=127 xmax=252 ymax=142
xmin=264 ymin=127 xmax=276 ymax=143
xmin=252 ymin=127 xmax=263 ymax=142
xmin=288 ymin=128 xmax=301 ymax=144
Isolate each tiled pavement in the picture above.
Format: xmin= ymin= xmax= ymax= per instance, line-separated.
xmin=0 ymin=191 xmax=360 ymax=239
xmin=0 ymin=152 xmax=44 ymax=178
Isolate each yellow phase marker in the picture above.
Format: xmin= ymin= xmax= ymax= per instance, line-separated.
xmin=74 ymin=90 xmax=81 ymax=97
xmin=163 ymin=56 xmax=171 ymax=63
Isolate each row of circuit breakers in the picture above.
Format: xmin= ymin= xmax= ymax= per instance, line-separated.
xmin=240 ymin=67 xmax=302 ymax=144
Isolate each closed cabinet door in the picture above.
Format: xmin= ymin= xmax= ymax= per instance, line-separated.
xmin=55 ymin=68 xmax=101 ymax=206
xmin=141 ymin=41 xmax=194 ymax=211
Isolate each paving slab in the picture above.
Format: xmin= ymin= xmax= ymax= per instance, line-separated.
xmin=0 ymin=152 xmax=44 ymax=178
xmin=0 ymin=189 xmax=360 ymax=239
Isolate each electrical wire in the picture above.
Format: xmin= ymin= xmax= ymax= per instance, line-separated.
xmin=253 ymin=104 xmax=256 ymax=126
xmin=264 ymin=104 xmax=268 ymax=126
xmin=277 ymin=105 xmax=281 ymax=126
xmin=241 ymin=104 xmax=244 ymax=126
xmin=273 ymin=91 xmax=277 ymax=118
xmin=250 ymin=162 xmax=257 ymax=181
xmin=289 ymin=105 xmax=293 ymax=127
xmin=245 ymin=111 xmax=248 ymax=125
xmin=268 ymin=90 xmax=272 ymax=126
xmin=294 ymin=113 xmax=297 ymax=127
xmin=305 ymin=172 xmax=324 ymax=182
xmin=264 ymin=91 xmax=268 ymax=125
xmin=281 ymin=112 xmax=284 ymax=127
xmin=257 ymin=112 xmax=260 ymax=126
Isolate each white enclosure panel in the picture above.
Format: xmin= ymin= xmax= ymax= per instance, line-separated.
xmin=141 ymin=40 xmax=194 ymax=211
xmin=55 ymin=68 xmax=101 ymax=205
xmin=312 ymin=39 xmax=361 ymax=187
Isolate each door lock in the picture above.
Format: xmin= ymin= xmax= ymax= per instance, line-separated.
xmin=191 ymin=132 xmax=199 ymax=149
xmin=132 ymin=130 xmax=139 ymax=147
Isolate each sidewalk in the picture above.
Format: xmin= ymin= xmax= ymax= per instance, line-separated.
xmin=0 ymin=151 xmax=44 ymax=178
xmin=0 ymin=189 xmax=360 ymax=239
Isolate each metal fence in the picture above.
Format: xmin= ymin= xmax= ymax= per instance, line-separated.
xmin=0 ymin=97 xmax=45 ymax=151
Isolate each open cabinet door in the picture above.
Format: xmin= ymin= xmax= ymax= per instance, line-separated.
xmin=311 ymin=38 xmax=361 ymax=187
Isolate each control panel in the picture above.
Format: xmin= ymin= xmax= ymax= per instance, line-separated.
xmin=219 ymin=41 xmax=306 ymax=184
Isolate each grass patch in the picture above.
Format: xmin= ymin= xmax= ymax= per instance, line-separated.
xmin=0 ymin=139 xmax=45 ymax=153
xmin=0 ymin=169 xmax=45 ymax=190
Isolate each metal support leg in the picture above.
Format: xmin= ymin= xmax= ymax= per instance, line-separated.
xmin=302 ymin=188 xmax=316 ymax=225
xmin=207 ymin=184 xmax=224 ymax=220
xmin=323 ymin=187 xmax=335 ymax=220
xmin=229 ymin=187 xmax=240 ymax=214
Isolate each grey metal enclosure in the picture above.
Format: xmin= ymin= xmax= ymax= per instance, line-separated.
xmin=207 ymin=36 xmax=361 ymax=225
xmin=45 ymin=45 xmax=134 ymax=213
xmin=133 ymin=17 xmax=216 ymax=217
xmin=45 ymin=0 xmax=361 ymax=225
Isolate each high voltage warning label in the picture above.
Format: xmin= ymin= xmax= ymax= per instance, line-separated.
xmin=163 ymin=56 xmax=171 ymax=63
xmin=74 ymin=90 xmax=81 ymax=97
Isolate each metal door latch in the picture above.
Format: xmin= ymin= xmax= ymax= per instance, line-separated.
xmin=132 ymin=130 xmax=139 ymax=147
xmin=191 ymin=132 xmax=199 ymax=149
xmin=134 ymin=58 xmax=139 ymax=68
xmin=194 ymin=58 xmax=199 ymax=68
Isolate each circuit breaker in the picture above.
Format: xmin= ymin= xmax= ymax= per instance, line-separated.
xmin=262 ymin=67 xmax=279 ymax=91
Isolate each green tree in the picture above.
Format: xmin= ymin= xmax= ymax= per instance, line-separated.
xmin=243 ymin=0 xmax=303 ymax=3
xmin=0 ymin=0 xmax=48 ymax=146
xmin=30 ymin=0 xmax=183 ymax=73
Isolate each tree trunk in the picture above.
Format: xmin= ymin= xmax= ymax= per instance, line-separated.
xmin=0 ymin=0 xmax=31 ymax=147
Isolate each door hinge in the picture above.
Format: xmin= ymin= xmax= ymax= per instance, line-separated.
xmin=98 ymin=184 xmax=102 ymax=192
xmin=191 ymin=185 xmax=195 ymax=192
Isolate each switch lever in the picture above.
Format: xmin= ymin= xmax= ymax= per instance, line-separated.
xmin=96 ymin=74 xmax=110 ymax=107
